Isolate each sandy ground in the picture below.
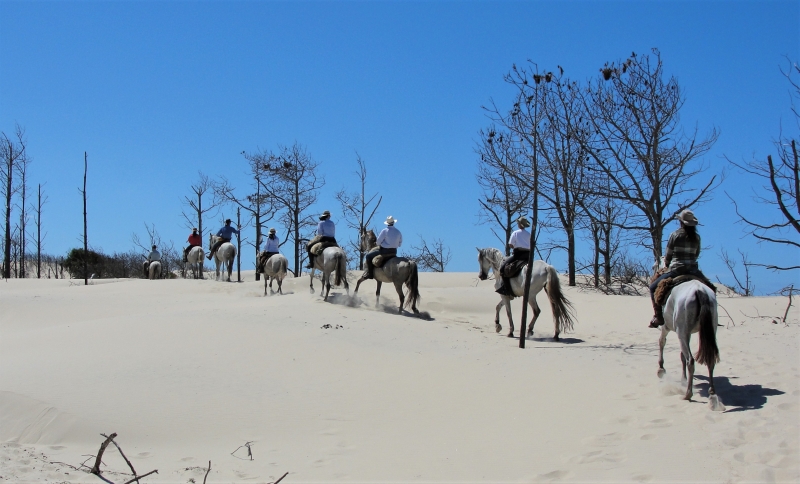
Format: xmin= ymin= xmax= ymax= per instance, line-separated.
xmin=1 ymin=270 xmax=798 ymax=483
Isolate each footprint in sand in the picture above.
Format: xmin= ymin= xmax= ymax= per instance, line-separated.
xmin=582 ymin=432 xmax=627 ymax=447
xmin=778 ymin=402 xmax=799 ymax=412
xmin=535 ymin=469 xmax=573 ymax=482
xmin=48 ymin=445 xmax=66 ymax=450
xmin=180 ymin=456 xmax=194 ymax=462
xmin=136 ymin=452 xmax=152 ymax=458
xmin=571 ymin=450 xmax=626 ymax=464
xmin=631 ymin=474 xmax=653 ymax=482
xmin=640 ymin=434 xmax=657 ymax=441
xmin=643 ymin=418 xmax=671 ymax=428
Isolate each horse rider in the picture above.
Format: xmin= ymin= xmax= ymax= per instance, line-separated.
xmin=258 ymin=228 xmax=281 ymax=273
xmin=495 ymin=216 xmax=531 ymax=296
xmin=306 ymin=210 xmax=337 ymax=269
xmin=183 ymin=227 xmax=202 ymax=262
xmin=207 ymin=219 xmax=240 ymax=260
xmin=145 ymin=245 xmax=161 ymax=277
xmin=364 ymin=215 xmax=403 ymax=279
xmin=648 ymin=209 xmax=706 ymax=328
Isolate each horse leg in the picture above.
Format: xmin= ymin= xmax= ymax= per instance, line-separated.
xmin=354 ymin=276 xmax=367 ymax=295
xmin=309 ymin=268 xmax=316 ymax=294
xmin=657 ymin=325 xmax=668 ymax=378
xmin=494 ymin=300 xmax=503 ymax=333
xmin=505 ymin=298 xmax=515 ymax=338
xmin=277 ymin=278 xmax=283 ymax=295
xmin=707 ymin=359 xmax=716 ymax=396
xmin=680 ymin=352 xmax=687 ymax=381
xmin=685 ymin=356 xmax=696 ymax=400
xmin=394 ymin=281 xmax=404 ymax=314
xmin=375 ymin=281 xmax=382 ymax=307
xmin=527 ymin=298 xmax=541 ymax=337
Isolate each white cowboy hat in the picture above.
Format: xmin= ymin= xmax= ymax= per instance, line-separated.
xmin=517 ymin=216 xmax=531 ymax=228
xmin=384 ymin=215 xmax=398 ymax=225
xmin=677 ymin=209 xmax=699 ymax=226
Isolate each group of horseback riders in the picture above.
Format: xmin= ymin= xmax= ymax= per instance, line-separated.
xmin=493 ymin=208 xmax=711 ymax=330
xmin=175 ymin=210 xmax=403 ymax=280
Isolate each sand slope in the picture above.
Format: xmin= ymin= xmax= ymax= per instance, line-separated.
xmin=1 ymin=272 xmax=798 ymax=483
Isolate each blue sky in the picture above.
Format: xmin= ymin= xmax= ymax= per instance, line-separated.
xmin=1 ymin=1 xmax=798 ymax=293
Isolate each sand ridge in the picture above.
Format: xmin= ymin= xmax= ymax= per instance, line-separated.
xmin=1 ymin=272 xmax=798 ymax=483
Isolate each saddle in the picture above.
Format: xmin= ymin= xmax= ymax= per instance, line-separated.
xmin=373 ymin=254 xmax=396 ymax=268
xmin=502 ymin=259 xmax=527 ymax=279
xmin=256 ymin=251 xmax=276 ymax=272
xmin=307 ymin=235 xmax=338 ymax=256
xmin=653 ymin=272 xmax=717 ymax=307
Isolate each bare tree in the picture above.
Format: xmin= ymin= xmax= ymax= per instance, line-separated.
xmin=214 ymin=156 xmax=276 ymax=280
xmin=579 ymin=49 xmax=719 ymax=265
xmin=132 ymin=223 xmax=179 ymax=278
xmin=181 ymin=172 xmax=220 ymax=242
xmin=718 ymin=248 xmax=754 ymax=296
xmin=16 ymin=152 xmax=31 ymax=278
xmin=476 ymin=126 xmax=532 ymax=255
xmin=80 ymin=152 xmax=88 ymax=285
xmin=35 ymin=184 xmax=47 ymax=278
xmin=726 ymin=60 xmax=799 ymax=271
xmin=1 ymin=125 xmax=26 ymax=279
xmin=257 ymin=142 xmax=324 ymax=275
xmin=335 ymin=153 xmax=382 ymax=269
xmin=408 ymin=237 xmax=452 ymax=272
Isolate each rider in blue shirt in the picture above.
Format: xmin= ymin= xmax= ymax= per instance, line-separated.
xmin=364 ymin=215 xmax=402 ymax=279
xmin=207 ymin=219 xmax=240 ymax=260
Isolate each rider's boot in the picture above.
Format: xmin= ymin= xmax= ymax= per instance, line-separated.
xmin=206 ymin=251 xmax=213 ymax=260
xmin=648 ymin=300 xmax=665 ymax=328
xmin=305 ymin=254 xmax=314 ymax=269
xmin=495 ymin=277 xmax=513 ymax=296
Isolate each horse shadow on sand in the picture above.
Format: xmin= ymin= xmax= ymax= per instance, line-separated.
xmin=528 ymin=336 xmax=585 ymax=345
xmin=693 ymin=375 xmax=784 ymax=412
xmin=325 ymin=293 xmax=434 ymax=321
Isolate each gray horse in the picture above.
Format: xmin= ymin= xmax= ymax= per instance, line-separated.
xmin=261 ymin=253 xmax=289 ymax=295
xmin=186 ymin=246 xmax=205 ymax=279
xmin=354 ymin=229 xmax=420 ymax=314
xmin=309 ymin=246 xmax=349 ymax=301
xmin=148 ymin=260 xmax=162 ymax=280
xmin=477 ymin=247 xmax=575 ymax=339
xmin=209 ymin=234 xmax=237 ymax=282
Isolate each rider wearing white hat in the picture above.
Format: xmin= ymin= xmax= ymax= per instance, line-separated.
xmin=364 ymin=215 xmax=403 ymax=279
xmin=496 ymin=215 xmax=531 ymax=296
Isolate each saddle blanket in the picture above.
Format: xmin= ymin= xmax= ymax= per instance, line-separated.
xmin=654 ymin=273 xmax=717 ymax=307
xmin=373 ymin=254 xmax=396 ymax=268
xmin=310 ymin=241 xmax=338 ymax=255
xmin=502 ymin=259 xmax=527 ymax=278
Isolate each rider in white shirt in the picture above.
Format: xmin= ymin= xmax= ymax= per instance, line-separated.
xmin=496 ymin=216 xmax=531 ymax=296
xmin=306 ymin=210 xmax=337 ymax=269
xmin=365 ymin=215 xmax=402 ymax=279
xmin=258 ymin=228 xmax=281 ymax=273
xmin=147 ymin=245 xmax=162 ymax=263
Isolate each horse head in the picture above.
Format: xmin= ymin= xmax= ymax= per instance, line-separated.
xmin=361 ymin=229 xmax=377 ymax=252
xmin=477 ymin=248 xmax=490 ymax=280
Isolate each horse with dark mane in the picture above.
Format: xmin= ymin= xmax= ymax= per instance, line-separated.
xmin=354 ymin=229 xmax=420 ymax=314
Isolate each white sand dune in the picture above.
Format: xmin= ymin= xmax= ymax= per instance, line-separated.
xmin=1 ymin=272 xmax=798 ymax=483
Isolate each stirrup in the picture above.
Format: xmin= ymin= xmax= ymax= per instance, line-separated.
xmin=648 ymin=316 xmax=664 ymax=328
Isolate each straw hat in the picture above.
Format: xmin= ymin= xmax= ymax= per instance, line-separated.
xmin=384 ymin=215 xmax=398 ymax=225
xmin=677 ymin=209 xmax=699 ymax=226
xmin=517 ymin=216 xmax=531 ymax=228
xmin=321 ymin=210 xmax=331 ymax=218
xmin=269 ymin=228 xmax=276 ymax=234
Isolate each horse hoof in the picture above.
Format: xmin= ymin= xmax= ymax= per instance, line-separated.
xmin=495 ymin=324 xmax=502 ymax=333
xmin=553 ymin=334 xmax=560 ymax=341
xmin=657 ymin=368 xmax=666 ymax=379
xmin=507 ymin=332 xmax=514 ymax=338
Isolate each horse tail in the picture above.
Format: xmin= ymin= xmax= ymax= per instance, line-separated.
xmin=334 ymin=251 xmax=346 ymax=287
xmin=404 ymin=260 xmax=421 ymax=310
xmin=545 ymin=265 xmax=575 ymax=334
xmin=694 ymin=289 xmax=720 ymax=366
xmin=279 ymin=256 xmax=288 ymax=279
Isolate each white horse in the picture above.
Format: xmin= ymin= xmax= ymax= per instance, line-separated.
xmin=658 ymin=280 xmax=721 ymax=404
xmin=262 ymin=253 xmax=289 ymax=295
xmin=477 ymin=247 xmax=575 ymax=339
xmin=309 ymin=246 xmax=349 ymax=301
xmin=209 ymin=234 xmax=236 ymax=282
xmin=354 ymin=229 xmax=420 ymax=314
xmin=148 ymin=260 xmax=162 ymax=280
xmin=186 ymin=246 xmax=205 ymax=279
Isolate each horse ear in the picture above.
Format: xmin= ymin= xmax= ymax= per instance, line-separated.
xmin=476 ymin=247 xmax=480 ymax=252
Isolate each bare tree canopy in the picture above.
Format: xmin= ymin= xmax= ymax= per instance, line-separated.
xmin=727 ymin=60 xmax=800 ymax=271
xmin=580 ymin=49 xmax=719 ymax=263
xmin=181 ymin=172 xmax=220 ymax=241
xmin=476 ymin=126 xmax=532 ymax=255
xmin=409 ymin=237 xmax=452 ymax=272
xmin=254 ymin=142 xmax=324 ymax=275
